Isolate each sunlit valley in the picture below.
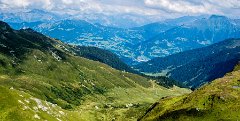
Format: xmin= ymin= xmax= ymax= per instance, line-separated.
xmin=0 ymin=0 xmax=240 ymax=121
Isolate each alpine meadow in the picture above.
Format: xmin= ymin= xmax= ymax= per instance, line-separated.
xmin=0 ymin=0 xmax=240 ymax=121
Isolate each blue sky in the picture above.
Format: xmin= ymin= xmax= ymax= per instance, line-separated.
xmin=0 ymin=0 xmax=240 ymax=19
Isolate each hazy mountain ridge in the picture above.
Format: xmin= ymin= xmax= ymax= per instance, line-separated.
xmin=137 ymin=15 xmax=240 ymax=59
xmin=0 ymin=9 xmax=157 ymax=28
xmin=0 ymin=9 xmax=62 ymax=23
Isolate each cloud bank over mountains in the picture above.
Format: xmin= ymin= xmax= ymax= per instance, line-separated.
xmin=1 ymin=0 xmax=240 ymax=17
xmin=0 ymin=0 xmax=239 ymax=28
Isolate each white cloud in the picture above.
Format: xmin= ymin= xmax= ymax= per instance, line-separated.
xmin=0 ymin=0 xmax=239 ymax=18
xmin=144 ymin=0 xmax=219 ymax=14
xmin=61 ymin=0 xmax=73 ymax=5
xmin=1 ymin=0 xmax=30 ymax=8
xmin=208 ymin=0 xmax=240 ymax=9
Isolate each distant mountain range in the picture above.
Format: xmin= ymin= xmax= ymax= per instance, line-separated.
xmin=0 ymin=9 xmax=157 ymax=28
xmin=0 ymin=9 xmax=63 ymax=23
xmin=135 ymin=38 xmax=240 ymax=89
xmin=6 ymin=13 xmax=240 ymax=65
xmin=136 ymin=15 xmax=240 ymax=59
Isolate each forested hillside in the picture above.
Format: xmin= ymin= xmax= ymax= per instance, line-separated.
xmin=136 ymin=39 xmax=240 ymax=88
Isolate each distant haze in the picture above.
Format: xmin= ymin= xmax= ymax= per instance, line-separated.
xmin=0 ymin=0 xmax=240 ymax=27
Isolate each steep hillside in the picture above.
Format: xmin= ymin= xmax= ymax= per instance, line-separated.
xmin=71 ymin=45 xmax=186 ymax=88
xmin=0 ymin=21 xmax=190 ymax=121
xmin=136 ymin=38 xmax=240 ymax=88
xmin=132 ymin=23 xmax=174 ymax=40
xmin=72 ymin=46 xmax=138 ymax=74
xmin=139 ymin=63 xmax=240 ymax=121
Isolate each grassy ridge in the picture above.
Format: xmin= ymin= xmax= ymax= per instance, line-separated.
xmin=139 ymin=64 xmax=240 ymax=121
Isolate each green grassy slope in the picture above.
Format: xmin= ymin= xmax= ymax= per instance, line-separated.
xmin=0 ymin=21 xmax=191 ymax=121
xmin=139 ymin=63 xmax=240 ymax=121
